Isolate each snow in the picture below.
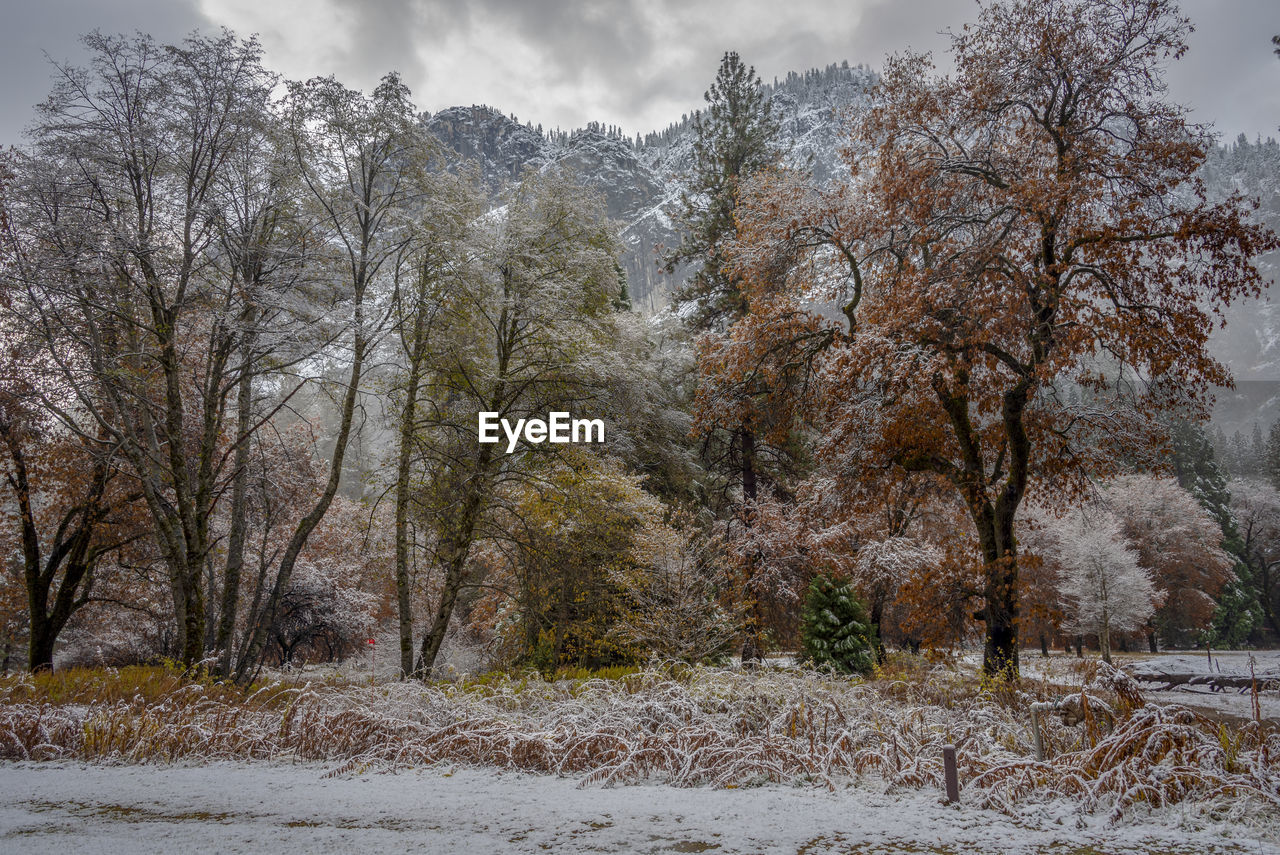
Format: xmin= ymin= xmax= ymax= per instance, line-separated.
xmin=1126 ymin=651 xmax=1280 ymax=719
xmin=1 ymin=760 xmax=1273 ymax=854
xmin=1127 ymin=650 xmax=1280 ymax=682
xmin=1017 ymin=650 xmax=1280 ymax=721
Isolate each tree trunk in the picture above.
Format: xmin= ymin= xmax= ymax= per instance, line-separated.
xmin=203 ymin=555 xmax=219 ymax=650
xmin=977 ymin=508 xmax=1020 ymax=679
xmin=552 ymin=581 xmax=571 ymax=669
xmin=393 ymin=326 xmax=427 ymax=678
xmin=1099 ymin=606 xmax=1112 ymax=664
xmin=870 ymin=598 xmax=887 ymax=665
xmin=1258 ymin=563 xmax=1280 ymax=640
xmin=414 ymin=447 xmax=494 ymax=679
xmin=156 ymin=303 xmax=220 ymax=670
xmin=413 ymin=531 xmax=474 ymax=678
xmin=181 ymin=573 xmax=205 ymax=668
xmin=235 ymin=301 xmax=368 ymax=685
xmin=739 ymin=427 xmax=764 ymax=664
xmin=216 ymin=326 xmax=256 ymax=677
xmin=927 ymin=380 xmax=1029 ymax=680
xmin=982 ymin=389 xmax=1027 ymax=680
xmin=27 ymin=616 xmax=55 ymax=673
xmin=1039 ymin=632 xmax=1049 ymax=658
xmin=4 ymin=419 xmax=108 ymax=674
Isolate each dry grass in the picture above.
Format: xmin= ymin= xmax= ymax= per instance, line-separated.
xmin=0 ymin=664 xmax=305 ymax=707
xmin=1 ymin=659 xmax=1276 ymax=835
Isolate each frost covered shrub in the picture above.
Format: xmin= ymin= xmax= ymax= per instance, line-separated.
xmin=609 ymin=518 xmax=741 ymax=665
xmin=799 ymin=575 xmax=875 ymax=675
xmin=266 ymin=558 xmax=377 ymax=667
xmin=2 ymin=661 xmax=1279 ymax=837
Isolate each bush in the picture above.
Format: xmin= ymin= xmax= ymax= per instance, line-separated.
xmin=799 ymin=574 xmax=875 ymax=675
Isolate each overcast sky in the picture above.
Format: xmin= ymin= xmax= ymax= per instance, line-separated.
xmin=2 ymin=0 xmax=1277 ymax=146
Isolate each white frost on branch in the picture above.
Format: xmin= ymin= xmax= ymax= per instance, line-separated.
xmin=1042 ymin=506 xmax=1162 ymax=662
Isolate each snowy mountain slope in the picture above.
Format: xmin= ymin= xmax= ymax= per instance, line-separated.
xmin=422 ymin=67 xmax=1279 ymax=396
xmin=423 ymin=63 xmax=878 ymax=313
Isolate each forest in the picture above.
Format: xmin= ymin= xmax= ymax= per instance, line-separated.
xmin=3 ymin=1 xmax=1280 ymax=850
xmin=0 ymin=0 xmax=1278 ymax=688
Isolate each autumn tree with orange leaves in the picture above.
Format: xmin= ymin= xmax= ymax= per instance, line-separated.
xmin=719 ymin=0 xmax=1276 ymax=677
xmin=1105 ymin=474 xmax=1232 ymax=649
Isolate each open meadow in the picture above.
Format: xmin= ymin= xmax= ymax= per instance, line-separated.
xmin=1 ymin=652 xmax=1277 ymax=854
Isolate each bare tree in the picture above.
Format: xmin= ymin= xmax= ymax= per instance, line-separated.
xmin=10 ymin=32 xmax=276 ymax=667
xmin=234 ymin=72 xmax=433 ymax=683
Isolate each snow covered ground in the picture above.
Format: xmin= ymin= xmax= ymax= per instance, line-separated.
xmin=1015 ymin=650 xmax=1280 ymax=721
xmin=1 ymin=761 xmax=1274 ymax=855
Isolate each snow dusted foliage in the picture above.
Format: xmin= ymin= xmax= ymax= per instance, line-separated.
xmin=1103 ymin=474 xmax=1233 ymax=646
xmin=1038 ymin=507 xmax=1162 ymax=663
xmin=609 ymin=518 xmax=740 ymax=664
xmin=852 ymin=536 xmax=943 ymax=610
xmin=729 ymin=477 xmax=975 ymax=651
xmin=1230 ymin=478 xmax=1280 ymax=639
xmin=3 ymin=664 xmax=1278 ymax=835
xmin=265 ymin=496 xmax=384 ymax=668
xmin=725 ymin=497 xmax=817 ymax=605
xmin=269 ymin=560 xmax=379 ymax=668
xmin=733 ymin=489 xmax=940 ymax=609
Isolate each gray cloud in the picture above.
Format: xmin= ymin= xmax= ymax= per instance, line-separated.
xmin=463 ymin=0 xmax=659 ymax=84
xmin=314 ymin=0 xmax=440 ymax=90
xmin=842 ymin=0 xmax=967 ymax=64
xmin=0 ymin=0 xmax=1276 ymax=147
xmin=0 ymin=0 xmax=210 ymax=144
xmin=1167 ymin=0 xmax=1280 ymax=141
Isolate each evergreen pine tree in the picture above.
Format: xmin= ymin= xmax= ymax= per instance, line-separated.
xmin=1265 ymin=421 xmax=1280 ymax=489
xmin=1212 ymin=425 xmax=1229 ymax=466
xmin=1228 ymin=430 xmax=1248 ymax=475
xmin=1172 ymin=419 xmax=1238 ymax=538
xmin=664 ymin=51 xmax=779 ymax=332
xmin=799 ymin=575 xmax=876 ymax=675
xmin=1251 ymin=422 xmax=1266 ymax=476
xmin=663 ymin=51 xmax=781 ymax=665
xmin=1170 ymin=419 xmax=1261 ymax=645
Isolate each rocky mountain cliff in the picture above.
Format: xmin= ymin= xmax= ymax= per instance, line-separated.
xmin=422 ymin=65 xmax=1280 ymax=415
xmin=1195 ymin=136 xmax=1280 ymax=431
xmin=423 ymin=63 xmax=878 ymax=313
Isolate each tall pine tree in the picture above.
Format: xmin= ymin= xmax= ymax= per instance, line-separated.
xmin=1265 ymin=421 xmax=1280 ymax=489
xmin=664 ymin=52 xmax=780 ymax=663
xmin=665 ymin=51 xmax=779 ymax=332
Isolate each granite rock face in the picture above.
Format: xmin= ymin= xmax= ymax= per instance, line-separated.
xmin=423 ymin=64 xmax=879 ymax=312
xmin=422 ymin=72 xmax=1278 ymax=408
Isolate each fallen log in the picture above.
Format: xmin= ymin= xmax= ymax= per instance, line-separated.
xmin=1130 ymin=672 xmax=1279 ymax=693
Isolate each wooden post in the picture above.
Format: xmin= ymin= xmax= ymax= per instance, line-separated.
xmin=1030 ymin=706 xmax=1043 ymax=762
xmin=942 ymin=744 xmax=959 ymax=803
xmin=1029 ymin=701 xmax=1055 ymax=762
